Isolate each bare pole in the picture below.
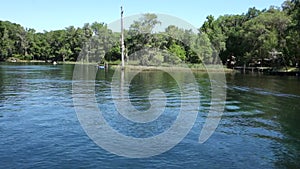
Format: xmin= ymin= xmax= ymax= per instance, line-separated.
xmin=121 ymin=6 xmax=125 ymax=69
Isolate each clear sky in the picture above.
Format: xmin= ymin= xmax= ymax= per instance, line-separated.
xmin=0 ymin=0 xmax=284 ymax=32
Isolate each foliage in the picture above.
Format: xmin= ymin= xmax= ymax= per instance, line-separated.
xmin=201 ymin=1 xmax=299 ymax=67
xmin=1 ymin=2 xmax=300 ymax=68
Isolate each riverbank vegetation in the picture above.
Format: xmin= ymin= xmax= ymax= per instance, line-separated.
xmin=0 ymin=0 xmax=300 ymax=69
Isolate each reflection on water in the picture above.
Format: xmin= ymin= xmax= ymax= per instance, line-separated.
xmin=0 ymin=63 xmax=299 ymax=168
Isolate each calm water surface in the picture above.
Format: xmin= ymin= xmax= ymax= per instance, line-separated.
xmin=0 ymin=63 xmax=299 ymax=168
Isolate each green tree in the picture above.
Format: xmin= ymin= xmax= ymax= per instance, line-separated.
xmin=127 ymin=13 xmax=161 ymax=65
xmin=168 ymin=43 xmax=186 ymax=61
xmin=200 ymin=15 xmax=226 ymax=64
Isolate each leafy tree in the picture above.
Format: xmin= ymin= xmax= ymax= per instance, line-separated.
xmin=105 ymin=45 xmax=121 ymax=61
xmin=200 ymin=15 xmax=226 ymax=64
xmin=192 ymin=33 xmax=213 ymax=63
xmin=168 ymin=43 xmax=186 ymax=61
xmin=284 ymin=0 xmax=300 ymax=63
xmin=127 ymin=13 xmax=161 ymax=64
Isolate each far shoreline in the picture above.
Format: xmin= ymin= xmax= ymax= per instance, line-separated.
xmin=2 ymin=59 xmax=234 ymax=73
xmin=3 ymin=60 xmax=300 ymax=75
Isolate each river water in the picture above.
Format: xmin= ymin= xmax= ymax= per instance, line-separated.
xmin=0 ymin=63 xmax=299 ymax=168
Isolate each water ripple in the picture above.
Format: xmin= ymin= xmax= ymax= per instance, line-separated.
xmin=229 ymin=85 xmax=300 ymax=98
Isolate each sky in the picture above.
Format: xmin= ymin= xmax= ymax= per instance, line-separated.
xmin=0 ymin=0 xmax=285 ymax=32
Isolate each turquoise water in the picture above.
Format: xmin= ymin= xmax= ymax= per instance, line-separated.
xmin=0 ymin=63 xmax=299 ymax=168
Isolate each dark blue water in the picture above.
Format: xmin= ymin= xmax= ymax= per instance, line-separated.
xmin=0 ymin=63 xmax=300 ymax=168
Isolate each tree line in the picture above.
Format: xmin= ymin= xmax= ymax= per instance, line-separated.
xmin=201 ymin=0 xmax=300 ymax=68
xmin=0 ymin=0 xmax=300 ymax=68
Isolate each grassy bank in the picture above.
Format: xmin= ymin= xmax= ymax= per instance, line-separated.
xmin=110 ymin=64 xmax=234 ymax=73
xmin=4 ymin=58 xmax=233 ymax=72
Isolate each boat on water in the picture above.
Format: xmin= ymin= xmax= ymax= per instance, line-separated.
xmin=98 ymin=65 xmax=105 ymax=69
